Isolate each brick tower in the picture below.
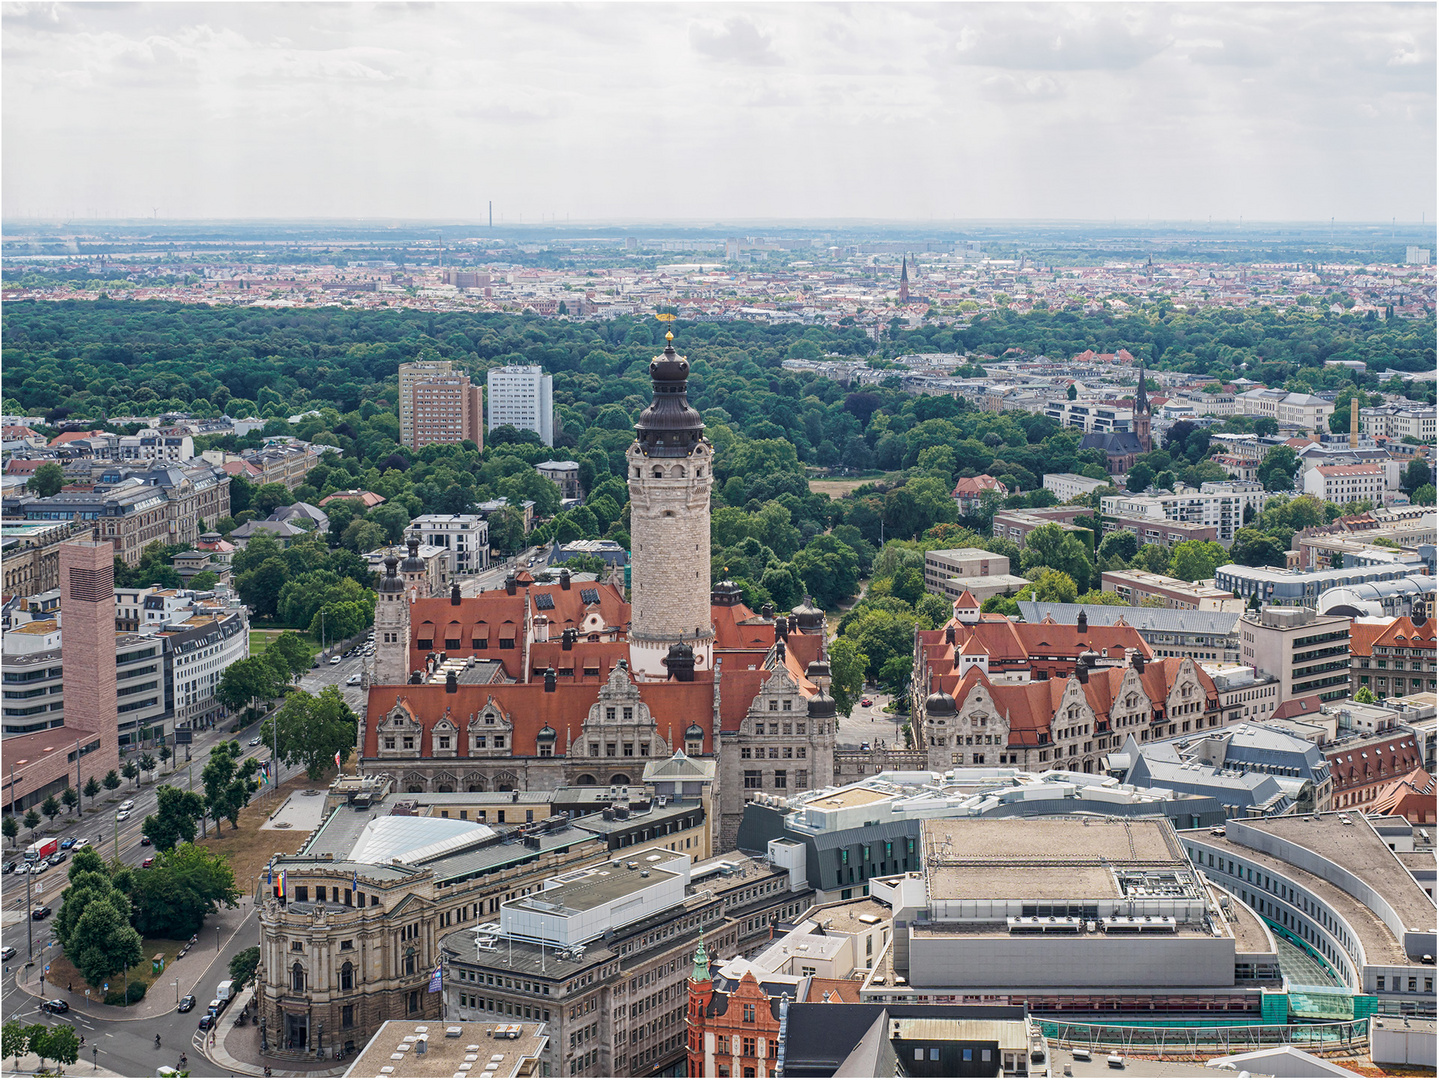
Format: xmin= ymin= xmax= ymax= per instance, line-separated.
xmin=627 ymin=331 xmax=715 ymax=682
xmin=1133 ymin=362 xmax=1153 ymax=454
xmin=59 ymin=540 xmax=121 ymax=773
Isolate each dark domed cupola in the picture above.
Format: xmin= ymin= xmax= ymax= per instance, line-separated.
xmin=925 ymin=688 xmax=958 ymax=716
xmin=400 ymin=535 xmax=426 ymax=575
xmin=378 ymin=555 xmax=404 ymax=596
xmin=791 ymin=595 xmax=824 ymax=634
xmin=807 ymin=690 xmax=837 ymax=719
xmin=634 ymin=332 xmax=704 ymax=457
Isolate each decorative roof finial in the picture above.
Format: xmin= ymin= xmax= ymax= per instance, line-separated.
xmin=666 ymin=330 xmax=674 ymax=342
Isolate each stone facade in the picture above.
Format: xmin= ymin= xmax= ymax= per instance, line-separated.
xmin=717 ymin=664 xmax=836 ymax=851
xmin=627 ymin=441 xmax=715 ymax=681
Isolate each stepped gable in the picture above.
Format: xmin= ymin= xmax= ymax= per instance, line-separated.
xmin=717 ymin=646 xmax=822 ymax=734
xmin=362 ymin=675 xmax=716 ymax=757
xmin=938 ymin=657 xmax=1216 ymax=747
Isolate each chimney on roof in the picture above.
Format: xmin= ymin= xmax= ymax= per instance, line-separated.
xmin=451 ymin=582 xmax=461 ymax=606
xmin=945 ymin=626 xmax=956 ymax=645
xmin=562 ymin=628 xmax=576 ymax=651
xmin=788 ymin=615 xmax=798 ymax=636
xmin=409 ymin=670 xmax=422 ymax=684
xmin=560 ymin=568 xmax=571 ymax=590
xmin=776 ymin=640 xmax=786 ymax=665
xmin=544 ymin=667 xmax=557 ymax=693
xmin=775 ymin=616 xmax=788 ymax=643
xmin=1076 ymin=609 xmax=1088 ymax=633
xmin=506 ymin=574 xmax=517 ymax=596
xmin=445 ymin=671 xmax=458 ymax=694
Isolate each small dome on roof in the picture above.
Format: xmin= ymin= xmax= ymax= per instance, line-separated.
xmin=536 ymin=724 xmax=557 ymax=743
xmin=807 ymin=690 xmax=837 ymax=719
xmin=925 ymin=689 xmax=957 ymax=716
xmin=378 ymin=555 xmax=404 ymax=595
xmin=792 ymin=595 xmax=824 ymax=632
xmin=685 ymin=722 xmax=705 ymax=739
xmin=400 ymin=536 xmax=426 ymax=574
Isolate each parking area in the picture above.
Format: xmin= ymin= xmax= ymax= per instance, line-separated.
xmin=835 ymin=690 xmax=907 ymax=750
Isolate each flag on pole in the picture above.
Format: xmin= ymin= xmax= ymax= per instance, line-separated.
xmin=335 ymin=749 xmax=343 ymax=773
xmin=428 ymin=965 xmax=442 ymax=993
xmin=267 ymin=862 xmax=273 ymax=887
xmin=278 ymin=869 xmax=286 ymax=900
xmin=353 ymin=869 xmax=359 ymax=893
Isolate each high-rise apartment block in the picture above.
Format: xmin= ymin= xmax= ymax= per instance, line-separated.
xmin=398 ymin=361 xmax=483 ymax=452
xmin=487 ymin=365 xmax=554 ymax=447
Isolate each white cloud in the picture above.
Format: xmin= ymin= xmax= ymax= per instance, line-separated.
xmin=1 ymin=2 xmax=1432 ymax=222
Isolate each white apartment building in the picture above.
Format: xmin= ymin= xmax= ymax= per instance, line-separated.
xmin=1042 ymin=472 xmax=1109 ymax=502
xmin=1182 ymin=391 xmax=1237 ymax=417
xmin=1303 ymin=464 xmax=1389 ymax=506
xmin=1361 ymin=404 xmax=1437 ymax=443
xmin=1044 ymin=399 xmax=1133 ymax=434
xmin=487 ymin=365 xmax=554 ymax=447
xmin=410 ymin=514 xmax=490 ymax=573
xmin=1101 ymin=481 xmax=1266 ymax=546
xmin=1236 ymin=389 xmax=1334 ymax=431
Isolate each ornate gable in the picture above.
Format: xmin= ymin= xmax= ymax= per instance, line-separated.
xmin=466 ymin=697 xmax=513 ymax=756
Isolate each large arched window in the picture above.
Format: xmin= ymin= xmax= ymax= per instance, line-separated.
xmin=340 ymin=961 xmax=354 ymax=991
xmin=291 ymin=962 xmax=305 ymax=992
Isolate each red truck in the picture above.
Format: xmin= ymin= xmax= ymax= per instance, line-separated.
xmin=24 ymin=838 xmax=58 ymax=863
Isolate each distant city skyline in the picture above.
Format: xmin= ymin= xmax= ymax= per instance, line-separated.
xmin=3 ymin=2 xmax=1434 ymax=223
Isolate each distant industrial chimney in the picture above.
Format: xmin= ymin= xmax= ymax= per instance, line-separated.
xmin=1350 ymin=396 xmax=1360 ymax=449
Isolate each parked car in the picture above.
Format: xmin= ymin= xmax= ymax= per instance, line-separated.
xmin=207 ymin=999 xmax=223 ymax=1016
xmin=142 ymin=856 xmax=155 ymax=868
xmin=0 ymin=946 xmax=15 ymax=961
xmin=59 ymin=837 xmax=77 ymax=850
xmin=31 ymin=906 xmax=51 ymax=920
xmin=197 ymin=1014 xmax=215 ymax=1032
xmin=178 ymin=995 xmax=196 ymax=1013
xmin=140 ymin=835 xmax=152 ymax=846
xmin=39 ymin=999 xmax=69 ymax=1014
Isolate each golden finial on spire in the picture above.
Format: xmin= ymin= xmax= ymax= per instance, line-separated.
xmin=665 ymin=330 xmax=674 ymax=342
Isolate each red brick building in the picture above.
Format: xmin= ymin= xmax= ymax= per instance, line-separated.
xmin=687 ymin=943 xmax=782 ymax=1079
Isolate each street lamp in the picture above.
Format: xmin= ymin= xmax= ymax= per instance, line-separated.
xmin=172 ymin=977 xmax=180 ymax=1003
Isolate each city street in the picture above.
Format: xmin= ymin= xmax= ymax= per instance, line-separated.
xmin=834 ymin=690 xmax=907 ymax=750
xmin=0 ymin=656 xmax=359 ymax=1077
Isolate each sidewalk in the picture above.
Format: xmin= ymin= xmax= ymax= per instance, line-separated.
xmin=13 ymin=895 xmax=256 ymax=1023
xmin=208 ymin=986 xmax=348 ymax=1078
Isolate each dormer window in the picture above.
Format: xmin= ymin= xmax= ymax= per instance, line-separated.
xmin=438 ymin=737 xmax=450 ymax=750
xmin=403 ymin=737 xmax=414 ymax=750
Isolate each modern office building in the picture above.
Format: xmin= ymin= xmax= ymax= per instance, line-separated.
xmin=487 ymin=365 xmax=554 ymax=447
xmin=440 ymin=847 xmax=814 ymax=1078
xmin=1101 ymin=481 xmax=1265 ymax=547
xmin=1239 ymin=607 xmax=1353 ymax=704
xmin=1100 ymin=569 xmax=1240 ymax=610
xmin=922 ymin=548 xmax=1011 ymax=599
xmin=1017 ymin=601 xmax=1242 ymax=664
xmin=1217 ymin=562 xmax=1426 ymax=609
xmin=862 ymin=817 xmax=1281 ymax=1014
xmin=1180 ymin=813 xmax=1436 ymax=1016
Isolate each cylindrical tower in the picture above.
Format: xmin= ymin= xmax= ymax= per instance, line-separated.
xmin=627 ymin=331 xmax=714 ymax=681
xmin=373 ymin=555 xmax=409 ymax=687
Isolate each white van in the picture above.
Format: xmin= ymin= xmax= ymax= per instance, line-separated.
xmin=329 ymin=655 xmax=342 ymax=665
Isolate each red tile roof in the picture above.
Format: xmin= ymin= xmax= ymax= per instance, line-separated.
xmin=362 ymin=675 xmax=717 ymax=759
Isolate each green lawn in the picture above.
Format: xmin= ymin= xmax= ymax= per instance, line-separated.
xmin=248 ymin=629 xmax=321 ymax=662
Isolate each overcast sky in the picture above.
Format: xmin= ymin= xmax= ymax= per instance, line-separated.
xmin=3 ymin=2 xmax=1434 ymax=223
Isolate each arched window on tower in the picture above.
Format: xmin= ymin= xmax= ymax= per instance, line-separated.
xmin=340 ymin=961 xmax=354 ymax=991
xmin=291 ymin=962 xmax=305 ymax=992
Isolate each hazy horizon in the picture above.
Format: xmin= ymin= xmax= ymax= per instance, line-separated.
xmin=4 ymin=3 xmax=1435 ymax=223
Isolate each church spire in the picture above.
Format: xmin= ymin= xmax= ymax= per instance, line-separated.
xmin=1134 ymin=363 xmax=1150 ymax=415
xmin=899 ymin=255 xmax=910 ymax=304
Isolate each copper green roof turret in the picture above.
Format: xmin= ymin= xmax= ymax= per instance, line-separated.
xmin=691 ymin=936 xmax=710 ymax=983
